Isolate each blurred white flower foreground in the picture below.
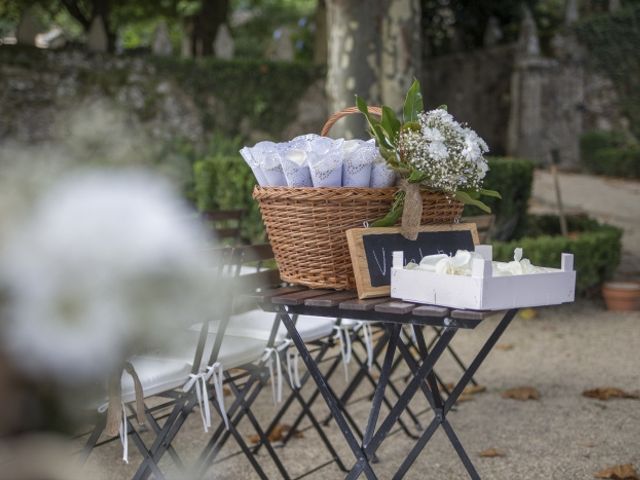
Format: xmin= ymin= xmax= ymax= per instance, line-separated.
xmin=0 ymin=169 xmax=217 ymax=384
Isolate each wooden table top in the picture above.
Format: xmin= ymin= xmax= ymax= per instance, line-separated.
xmin=245 ymin=286 xmax=503 ymax=329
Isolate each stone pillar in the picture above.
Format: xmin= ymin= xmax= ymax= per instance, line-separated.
xmin=87 ymin=16 xmax=109 ymax=52
xmin=152 ymin=21 xmax=173 ymax=56
xmin=16 ymin=7 xmax=42 ymax=47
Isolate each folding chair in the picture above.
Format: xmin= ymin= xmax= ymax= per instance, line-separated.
xmin=193 ymin=244 xmax=350 ymax=477
xmin=201 ymin=208 xmax=245 ymax=245
xmin=80 ymin=247 xmax=284 ymax=480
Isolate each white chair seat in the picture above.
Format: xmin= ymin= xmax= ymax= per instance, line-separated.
xmin=195 ymin=310 xmax=335 ymax=343
xmin=115 ymin=333 xmax=268 ymax=405
xmin=120 ymin=356 xmax=192 ymax=404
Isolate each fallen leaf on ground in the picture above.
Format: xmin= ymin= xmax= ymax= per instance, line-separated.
xmin=479 ymin=448 xmax=505 ymax=458
xmin=594 ymin=464 xmax=639 ymax=479
xmin=583 ymin=388 xmax=640 ymax=401
xmin=248 ymin=424 xmax=304 ymax=445
xmin=456 ymin=394 xmax=474 ymax=403
xmin=501 ymin=386 xmax=539 ymax=401
xmin=223 ymin=386 xmax=232 ymax=397
xmin=495 ymin=343 xmax=514 ymax=351
xmin=519 ymin=308 xmax=537 ymax=320
xmin=464 ymin=385 xmax=486 ymax=395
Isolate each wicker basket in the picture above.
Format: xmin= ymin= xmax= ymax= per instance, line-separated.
xmin=253 ymin=107 xmax=464 ymax=290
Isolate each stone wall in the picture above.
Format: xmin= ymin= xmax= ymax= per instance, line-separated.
xmin=422 ymin=40 xmax=627 ymax=167
xmin=0 ymin=47 xmax=327 ymax=148
xmin=423 ymin=44 xmax=516 ymax=156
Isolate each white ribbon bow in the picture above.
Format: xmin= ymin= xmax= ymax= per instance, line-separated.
xmin=182 ymin=362 xmax=228 ymax=432
xmin=286 ymin=349 xmax=302 ymax=389
xmin=333 ymin=321 xmax=374 ymax=382
xmin=261 ymin=342 xmax=289 ymax=404
xmin=118 ymin=401 xmax=128 ymax=464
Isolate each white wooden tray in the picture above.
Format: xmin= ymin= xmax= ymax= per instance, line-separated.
xmin=390 ymin=245 xmax=576 ymax=310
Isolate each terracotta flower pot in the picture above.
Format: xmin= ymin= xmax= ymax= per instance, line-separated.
xmin=602 ymin=282 xmax=640 ymax=311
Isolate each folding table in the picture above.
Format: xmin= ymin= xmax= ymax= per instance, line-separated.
xmin=251 ymin=286 xmax=518 ymax=480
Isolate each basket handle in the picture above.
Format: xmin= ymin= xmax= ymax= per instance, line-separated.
xmin=320 ymin=106 xmax=383 ymax=137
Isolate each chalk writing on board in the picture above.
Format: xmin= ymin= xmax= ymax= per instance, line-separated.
xmin=362 ymin=230 xmax=475 ymax=287
xmin=372 ymin=248 xmax=387 ymax=277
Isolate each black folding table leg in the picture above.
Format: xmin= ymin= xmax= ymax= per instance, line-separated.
xmin=392 ymin=310 xmax=518 ymax=479
xmin=279 ymin=308 xmax=379 ymax=480
xmin=362 ymin=324 xmax=400 ymax=448
xmin=346 ymin=327 xmax=457 ymax=479
xmin=430 ymin=326 xmax=479 ymax=387
xmin=349 ymin=337 xmax=420 ymax=439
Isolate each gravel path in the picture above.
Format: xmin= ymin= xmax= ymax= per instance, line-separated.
xmin=83 ymin=302 xmax=640 ymax=479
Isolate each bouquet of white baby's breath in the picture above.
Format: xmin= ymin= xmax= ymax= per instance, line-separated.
xmin=399 ymin=108 xmax=489 ymax=194
xmin=356 ymin=80 xmax=500 ymax=236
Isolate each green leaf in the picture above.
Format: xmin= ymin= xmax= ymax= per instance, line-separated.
xmin=437 ymin=104 xmax=448 ymax=111
xmin=356 ymin=95 xmax=380 ymax=133
xmin=403 ymin=79 xmax=424 ymax=123
xmin=371 ymin=191 xmax=405 ymax=227
xmin=372 ymin=124 xmax=394 ymax=150
xmin=380 ymin=106 xmax=401 ymax=145
xmin=479 ymin=188 xmax=502 ymax=199
xmin=400 ymin=121 xmax=421 ymax=133
xmin=455 ymin=191 xmax=492 ymax=213
xmin=408 ymin=171 xmax=426 ymax=183
xmin=371 ymin=208 xmax=403 ymax=227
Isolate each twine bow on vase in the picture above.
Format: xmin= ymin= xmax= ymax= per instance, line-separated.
xmin=399 ymin=179 xmax=423 ymax=241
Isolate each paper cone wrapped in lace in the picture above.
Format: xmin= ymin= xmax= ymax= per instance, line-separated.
xmin=239 ymin=147 xmax=268 ymax=187
xmin=342 ymin=140 xmax=376 ymax=187
xmin=280 ymin=148 xmax=313 ymax=187
xmin=370 ymin=153 xmax=396 ymax=187
xmin=253 ymin=141 xmax=287 ymax=186
xmin=308 ymin=149 xmax=343 ymax=187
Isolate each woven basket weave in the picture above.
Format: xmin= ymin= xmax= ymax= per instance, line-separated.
xmin=253 ymin=107 xmax=464 ymax=290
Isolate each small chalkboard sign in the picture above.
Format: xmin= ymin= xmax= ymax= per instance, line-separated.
xmin=346 ymin=225 xmax=479 ymax=299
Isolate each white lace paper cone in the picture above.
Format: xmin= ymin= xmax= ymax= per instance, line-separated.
xmin=308 ymin=150 xmax=343 ymax=187
xmin=240 ymin=147 xmax=268 ymax=186
xmin=310 ymin=136 xmax=341 ymax=156
xmin=290 ymin=134 xmax=319 ymax=152
xmin=254 ymin=142 xmax=287 ymax=186
xmin=280 ymin=148 xmax=313 ymax=187
xmin=343 ymin=144 xmax=375 ymax=187
xmin=370 ymin=154 xmax=396 ymax=188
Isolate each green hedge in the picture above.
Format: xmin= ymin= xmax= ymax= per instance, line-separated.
xmin=580 ymin=130 xmax=640 ymax=178
xmin=192 ymin=154 xmax=265 ymax=243
xmin=492 ymin=214 xmax=622 ymax=296
xmin=464 ymin=157 xmax=535 ymax=241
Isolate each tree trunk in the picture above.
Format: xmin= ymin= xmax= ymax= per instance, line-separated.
xmin=381 ymin=0 xmax=421 ymax=113
xmin=313 ymin=0 xmax=328 ymax=65
xmin=326 ymin=0 xmax=383 ymax=138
